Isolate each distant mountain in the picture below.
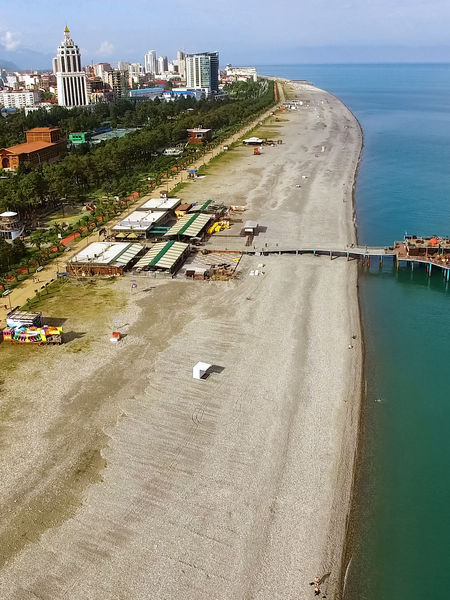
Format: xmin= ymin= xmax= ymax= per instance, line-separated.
xmin=0 ymin=47 xmax=52 ymax=71
xmin=0 ymin=57 xmax=19 ymax=71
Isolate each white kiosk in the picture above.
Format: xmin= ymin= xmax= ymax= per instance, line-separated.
xmin=193 ymin=362 xmax=212 ymax=380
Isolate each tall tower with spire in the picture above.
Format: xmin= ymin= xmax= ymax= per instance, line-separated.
xmin=54 ymin=26 xmax=88 ymax=107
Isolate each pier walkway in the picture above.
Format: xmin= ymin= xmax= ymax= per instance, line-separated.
xmin=245 ymin=243 xmax=450 ymax=280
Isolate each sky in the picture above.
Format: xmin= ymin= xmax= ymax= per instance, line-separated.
xmin=2 ymin=0 xmax=450 ymax=67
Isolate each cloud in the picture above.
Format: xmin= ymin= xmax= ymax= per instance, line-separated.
xmin=98 ymin=40 xmax=114 ymax=56
xmin=1 ymin=30 xmax=20 ymax=51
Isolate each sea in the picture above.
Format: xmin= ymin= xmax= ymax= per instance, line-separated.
xmin=258 ymin=64 xmax=450 ymax=600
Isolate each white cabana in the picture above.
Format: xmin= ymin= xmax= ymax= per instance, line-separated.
xmin=243 ymin=136 xmax=264 ymax=145
xmin=193 ymin=362 xmax=212 ymax=380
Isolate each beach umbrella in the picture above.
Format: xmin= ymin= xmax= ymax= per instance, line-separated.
xmin=430 ymin=237 xmax=439 ymax=245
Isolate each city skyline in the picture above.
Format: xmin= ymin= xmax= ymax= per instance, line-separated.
xmin=4 ymin=0 xmax=450 ymax=68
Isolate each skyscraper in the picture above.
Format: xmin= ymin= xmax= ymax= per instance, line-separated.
xmin=157 ymin=56 xmax=168 ymax=74
xmin=144 ymin=51 xmax=157 ymax=75
xmin=54 ymin=26 xmax=88 ymax=107
xmin=177 ymin=50 xmax=186 ymax=79
xmin=185 ymin=52 xmax=219 ymax=93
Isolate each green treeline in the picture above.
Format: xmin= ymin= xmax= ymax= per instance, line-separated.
xmin=0 ymin=79 xmax=275 ymax=283
xmin=0 ymin=80 xmax=275 ymax=217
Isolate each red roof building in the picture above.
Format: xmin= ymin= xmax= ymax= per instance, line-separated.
xmin=0 ymin=127 xmax=66 ymax=171
xmin=187 ymin=128 xmax=212 ymax=144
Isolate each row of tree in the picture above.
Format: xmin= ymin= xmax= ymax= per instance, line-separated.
xmin=0 ymin=80 xmax=275 ymax=218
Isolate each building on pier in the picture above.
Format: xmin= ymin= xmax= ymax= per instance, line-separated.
xmin=401 ymin=235 xmax=450 ymax=261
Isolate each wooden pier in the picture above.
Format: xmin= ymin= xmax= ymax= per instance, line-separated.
xmin=245 ymin=236 xmax=450 ymax=281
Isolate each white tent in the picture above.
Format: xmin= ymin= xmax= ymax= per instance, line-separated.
xmin=193 ymin=362 xmax=212 ymax=380
xmin=243 ymin=137 xmax=264 ymax=145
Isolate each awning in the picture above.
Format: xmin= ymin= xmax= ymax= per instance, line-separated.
xmin=164 ymin=212 xmax=211 ymax=238
xmin=134 ymin=241 xmax=189 ymax=271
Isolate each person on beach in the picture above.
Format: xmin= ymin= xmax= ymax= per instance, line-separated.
xmin=314 ymin=585 xmax=320 ymax=596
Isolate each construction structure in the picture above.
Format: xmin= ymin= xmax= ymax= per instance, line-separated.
xmin=133 ymin=241 xmax=190 ymax=274
xmin=67 ymin=241 xmax=144 ymax=276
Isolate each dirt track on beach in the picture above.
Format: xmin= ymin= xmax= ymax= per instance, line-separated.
xmin=0 ymin=82 xmax=363 ymax=600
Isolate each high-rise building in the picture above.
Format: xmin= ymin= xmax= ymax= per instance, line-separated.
xmin=94 ymin=62 xmax=113 ymax=84
xmin=0 ymin=90 xmax=41 ymax=109
xmin=108 ymin=69 xmax=129 ymax=99
xmin=185 ymin=52 xmax=219 ymax=93
xmin=54 ymin=26 xmax=88 ymax=107
xmin=128 ymin=63 xmax=143 ymax=86
xmin=118 ymin=61 xmax=130 ymax=72
xmin=144 ymin=50 xmax=157 ymax=75
xmin=157 ymin=55 xmax=168 ymax=74
xmin=177 ymin=50 xmax=186 ymax=79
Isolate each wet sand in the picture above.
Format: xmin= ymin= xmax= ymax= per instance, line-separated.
xmin=0 ymin=82 xmax=362 ymax=599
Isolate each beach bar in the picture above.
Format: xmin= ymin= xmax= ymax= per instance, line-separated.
xmin=133 ymin=240 xmax=189 ymax=273
xmin=67 ymin=242 xmax=144 ymax=276
xmin=112 ymin=210 xmax=169 ymax=239
xmin=137 ymin=197 xmax=181 ymax=212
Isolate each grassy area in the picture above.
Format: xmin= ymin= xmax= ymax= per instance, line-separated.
xmin=191 ymin=112 xmax=286 ymax=179
xmin=0 ymin=278 xmax=125 ymax=375
xmin=43 ymin=204 xmax=87 ymax=228
xmin=23 ymin=277 xmax=124 ymax=316
xmin=197 ymin=148 xmax=245 ymax=174
xmin=170 ymin=181 xmax=189 ymax=195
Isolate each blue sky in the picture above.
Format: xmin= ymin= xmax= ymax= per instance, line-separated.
xmin=2 ymin=0 xmax=450 ymax=66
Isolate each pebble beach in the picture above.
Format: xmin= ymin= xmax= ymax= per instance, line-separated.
xmin=0 ymin=82 xmax=363 ymax=600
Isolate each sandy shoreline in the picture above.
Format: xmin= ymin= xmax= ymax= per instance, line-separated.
xmin=0 ymin=81 xmax=363 ymax=599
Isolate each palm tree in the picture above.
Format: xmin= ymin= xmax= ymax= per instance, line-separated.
xmin=30 ymin=230 xmax=45 ymax=250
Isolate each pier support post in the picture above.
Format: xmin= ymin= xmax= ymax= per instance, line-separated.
xmin=347 ymin=251 xmax=349 ymax=261
xmin=447 ymin=269 xmax=450 ymax=281
xmin=296 ymin=250 xmax=298 ymax=255
xmin=428 ymin=263 xmax=432 ymax=277
xmin=330 ymin=250 xmax=332 ymax=260
xmin=379 ymin=256 xmax=383 ymax=268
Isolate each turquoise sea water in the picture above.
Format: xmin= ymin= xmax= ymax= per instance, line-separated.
xmin=258 ymin=64 xmax=450 ymax=600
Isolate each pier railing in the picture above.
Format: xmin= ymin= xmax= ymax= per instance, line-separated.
xmin=244 ymin=245 xmax=450 ymax=279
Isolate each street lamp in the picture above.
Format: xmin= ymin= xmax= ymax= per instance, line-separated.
xmin=2 ymin=290 xmax=12 ymax=310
